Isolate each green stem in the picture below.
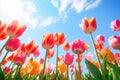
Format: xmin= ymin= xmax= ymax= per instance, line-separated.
xmin=0 ymin=37 xmax=11 ymax=53
xmin=89 ymin=33 xmax=104 ymax=73
xmin=77 ymin=54 xmax=81 ymax=80
xmin=40 ymin=49 xmax=48 ymax=80
xmin=56 ymin=45 xmax=59 ymax=73
xmin=43 ymin=49 xmax=48 ymax=75
xmin=0 ymin=50 xmax=9 ymax=64
xmin=67 ymin=65 xmax=69 ymax=80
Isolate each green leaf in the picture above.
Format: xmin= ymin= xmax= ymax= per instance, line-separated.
xmin=85 ymin=59 xmax=103 ymax=80
xmin=108 ymin=63 xmax=120 ymax=80
xmin=0 ymin=66 xmax=4 ymax=80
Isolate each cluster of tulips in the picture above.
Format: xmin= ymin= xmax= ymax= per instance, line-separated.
xmin=0 ymin=17 xmax=120 ymax=80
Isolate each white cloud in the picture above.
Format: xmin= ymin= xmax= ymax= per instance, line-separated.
xmin=40 ymin=17 xmax=57 ymax=27
xmin=86 ymin=0 xmax=101 ymax=10
xmin=51 ymin=0 xmax=59 ymax=8
xmin=51 ymin=0 xmax=102 ymax=17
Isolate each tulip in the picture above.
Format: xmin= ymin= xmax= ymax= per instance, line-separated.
xmin=5 ymin=38 xmax=20 ymax=51
xmin=55 ymin=32 xmax=66 ymax=73
xmin=84 ymin=52 xmax=93 ymax=61
xmin=62 ymin=42 xmax=71 ymax=51
xmin=39 ymin=58 xmax=44 ymax=64
xmin=110 ymin=20 xmax=120 ymax=31
xmin=108 ymin=35 xmax=120 ymax=50
xmin=79 ymin=17 xmax=97 ymax=34
xmin=101 ymin=47 xmax=116 ymax=62
xmin=26 ymin=40 xmax=38 ymax=54
xmin=114 ymin=53 xmax=120 ymax=65
xmin=42 ymin=33 xmax=55 ymax=50
xmin=0 ymin=24 xmax=8 ymax=40
xmin=72 ymin=39 xmax=86 ymax=54
xmin=46 ymin=49 xmax=54 ymax=59
xmin=13 ymin=52 xmax=25 ymax=65
xmin=55 ymin=32 xmax=66 ymax=46
xmin=63 ymin=52 xmax=74 ymax=65
xmin=26 ymin=58 xmax=41 ymax=75
xmin=95 ymin=35 xmax=105 ymax=44
xmin=58 ymin=62 xmax=67 ymax=73
xmin=3 ymin=66 xmax=11 ymax=74
xmin=7 ymin=20 xmax=27 ymax=38
xmin=45 ymin=63 xmax=55 ymax=74
xmin=33 ymin=49 xmax=40 ymax=57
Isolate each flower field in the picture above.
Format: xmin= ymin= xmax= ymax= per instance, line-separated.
xmin=0 ymin=18 xmax=120 ymax=80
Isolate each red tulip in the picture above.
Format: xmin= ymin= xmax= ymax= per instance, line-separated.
xmin=72 ymin=39 xmax=86 ymax=54
xmin=0 ymin=24 xmax=8 ymax=40
xmin=26 ymin=40 xmax=38 ymax=54
xmin=3 ymin=66 xmax=11 ymax=74
xmin=108 ymin=35 xmax=120 ymax=50
xmin=46 ymin=49 xmax=54 ymax=58
xmin=110 ymin=20 xmax=120 ymax=31
xmin=5 ymin=38 xmax=20 ymax=51
xmin=79 ymin=17 xmax=97 ymax=34
xmin=55 ymin=32 xmax=66 ymax=46
xmin=62 ymin=42 xmax=71 ymax=51
xmin=42 ymin=33 xmax=55 ymax=50
xmin=63 ymin=52 xmax=74 ymax=65
xmin=7 ymin=20 xmax=26 ymax=38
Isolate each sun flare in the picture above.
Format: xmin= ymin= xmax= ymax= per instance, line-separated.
xmin=0 ymin=0 xmax=23 ymax=19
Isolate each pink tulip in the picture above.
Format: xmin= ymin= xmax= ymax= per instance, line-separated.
xmin=84 ymin=52 xmax=93 ymax=61
xmin=110 ymin=20 xmax=120 ymax=31
xmin=79 ymin=17 xmax=97 ymax=34
xmin=33 ymin=49 xmax=40 ymax=57
xmin=5 ymin=38 xmax=20 ymax=51
xmin=45 ymin=63 xmax=55 ymax=73
xmin=13 ymin=52 xmax=25 ymax=65
xmin=108 ymin=35 xmax=120 ymax=50
xmin=72 ymin=39 xmax=86 ymax=54
xmin=63 ymin=52 xmax=74 ymax=65
xmin=39 ymin=58 xmax=44 ymax=64
xmin=114 ymin=53 xmax=120 ymax=60
xmin=95 ymin=35 xmax=105 ymax=44
xmin=4 ymin=66 xmax=11 ymax=73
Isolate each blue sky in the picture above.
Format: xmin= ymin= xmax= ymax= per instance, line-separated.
xmin=0 ymin=0 xmax=120 ymax=73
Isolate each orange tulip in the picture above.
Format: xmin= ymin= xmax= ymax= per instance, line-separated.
xmin=46 ymin=49 xmax=54 ymax=58
xmin=0 ymin=24 xmax=8 ymax=40
xmin=26 ymin=58 xmax=41 ymax=75
xmin=26 ymin=40 xmax=38 ymax=54
xmin=79 ymin=17 xmax=97 ymax=34
xmin=7 ymin=20 xmax=26 ymax=38
xmin=101 ymin=47 xmax=116 ymax=62
xmin=58 ymin=62 xmax=67 ymax=73
xmin=62 ymin=42 xmax=71 ymax=51
xmin=55 ymin=32 xmax=66 ymax=46
xmin=42 ymin=33 xmax=55 ymax=50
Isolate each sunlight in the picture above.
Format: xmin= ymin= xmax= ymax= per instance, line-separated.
xmin=0 ymin=0 xmax=23 ymax=19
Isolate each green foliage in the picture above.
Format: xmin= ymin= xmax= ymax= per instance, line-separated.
xmin=0 ymin=66 xmax=4 ymax=80
xmin=85 ymin=59 xmax=103 ymax=80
